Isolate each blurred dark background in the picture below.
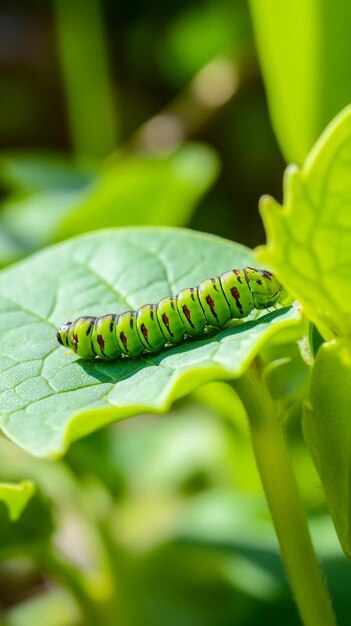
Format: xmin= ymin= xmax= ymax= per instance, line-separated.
xmin=0 ymin=0 xmax=285 ymax=249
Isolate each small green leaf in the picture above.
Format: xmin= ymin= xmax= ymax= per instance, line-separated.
xmin=0 ymin=481 xmax=54 ymax=554
xmin=0 ymin=228 xmax=300 ymax=458
xmin=303 ymin=339 xmax=351 ymax=558
xmin=257 ymin=105 xmax=351 ymax=338
xmin=0 ymin=480 xmax=35 ymax=522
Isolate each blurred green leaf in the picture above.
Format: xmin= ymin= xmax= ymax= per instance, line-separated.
xmin=0 ymin=227 xmax=300 ymax=457
xmin=249 ymin=0 xmax=351 ymax=164
xmin=257 ymin=105 xmax=351 ymax=338
xmin=0 ymin=152 xmax=93 ymax=193
xmin=1 ymin=189 xmax=85 ymax=251
xmin=261 ymin=341 xmax=310 ymax=416
xmin=55 ymin=144 xmax=220 ymax=239
xmin=102 ymin=403 xmax=240 ymax=496
xmin=0 ymin=145 xmax=219 ymax=258
xmin=303 ymin=339 xmax=351 ymax=559
xmin=176 ymin=491 xmax=347 ymax=594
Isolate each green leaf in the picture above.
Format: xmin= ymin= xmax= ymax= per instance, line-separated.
xmin=257 ymin=105 xmax=351 ymax=339
xmin=0 ymin=227 xmax=300 ymax=458
xmin=303 ymin=339 xmax=351 ymax=559
xmin=0 ymin=189 xmax=86 ymax=251
xmin=0 ymin=480 xmax=35 ymax=522
xmin=0 ymin=482 xmax=54 ymax=554
xmin=249 ymin=0 xmax=351 ymax=164
xmin=54 ymin=144 xmax=219 ymax=240
xmin=0 ymin=152 xmax=92 ymax=193
xmin=0 ymin=145 xmax=219 ymax=256
xmin=1 ymin=189 xmax=84 ymax=252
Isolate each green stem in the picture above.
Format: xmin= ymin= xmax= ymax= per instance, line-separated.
xmin=53 ymin=0 xmax=118 ymax=159
xmin=233 ymin=368 xmax=337 ymax=626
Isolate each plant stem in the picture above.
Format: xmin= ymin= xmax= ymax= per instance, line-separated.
xmin=233 ymin=369 xmax=337 ymax=626
xmin=53 ymin=0 xmax=118 ymax=160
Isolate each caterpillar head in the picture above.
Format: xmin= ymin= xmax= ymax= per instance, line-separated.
xmin=56 ymin=322 xmax=71 ymax=347
xmin=245 ymin=268 xmax=284 ymax=309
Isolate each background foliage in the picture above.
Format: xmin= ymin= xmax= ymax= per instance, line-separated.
xmin=1 ymin=1 xmax=351 ymax=625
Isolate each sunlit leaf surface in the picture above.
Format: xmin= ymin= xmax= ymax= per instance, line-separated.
xmin=0 ymin=228 xmax=299 ymax=457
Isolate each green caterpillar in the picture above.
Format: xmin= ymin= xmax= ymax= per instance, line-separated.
xmin=56 ymin=267 xmax=284 ymax=360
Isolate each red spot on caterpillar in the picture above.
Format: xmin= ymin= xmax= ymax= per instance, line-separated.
xmin=206 ymin=294 xmax=218 ymax=320
xmin=140 ymin=323 xmax=152 ymax=346
xmin=72 ymin=333 xmax=78 ymax=349
xmin=162 ymin=312 xmax=174 ymax=337
xmin=120 ymin=331 xmax=128 ymax=351
xmin=97 ymin=334 xmax=105 ymax=350
xmin=182 ymin=304 xmax=195 ymax=328
xmin=231 ymin=286 xmax=243 ymax=313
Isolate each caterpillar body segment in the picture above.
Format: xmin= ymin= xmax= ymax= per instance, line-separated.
xmin=220 ymin=269 xmax=253 ymax=318
xmin=157 ymin=296 xmax=184 ymax=343
xmin=71 ymin=316 xmax=96 ymax=359
xmin=56 ymin=268 xmax=284 ymax=360
xmin=177 ymin=287 xmax=207 ymax=336
xmin=136 ymin=304 xmax=165 ymax=352
xmin=116 ymin=311 xmax=143 ymax=357
xmin=92 ymin=314 xmax=120 ymax=359
xmin=198 ymin=276 xmax=231 ymax=327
